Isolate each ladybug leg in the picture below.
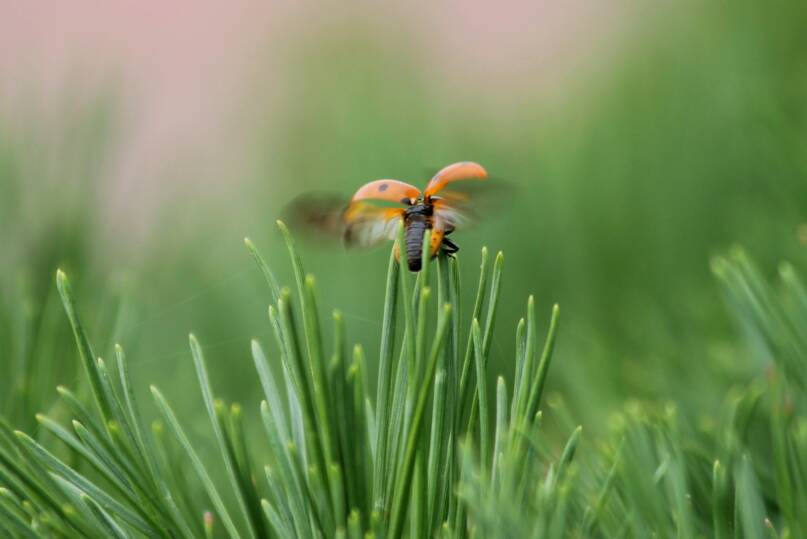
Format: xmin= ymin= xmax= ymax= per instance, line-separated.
xmin=441 ymin=236 xmax=460 ymax=256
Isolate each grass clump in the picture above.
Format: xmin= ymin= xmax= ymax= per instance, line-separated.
xmin=0 ymin=226 xmax=806 ymax=538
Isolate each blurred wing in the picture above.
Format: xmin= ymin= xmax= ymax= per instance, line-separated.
xmin=343 ymin=203 xmax=405 ymax=248
xmin=423 ymin=161 xmax=488 ymax=197
xmin=431 ymin=177 xmax=516 ymax=232
xmin=283 ymin=192 xmax=349 ymax=244
xmin=433 ymin=200 xmax=473 ymax=232
xmin=352 ymin=179 xmax=421 ymax=204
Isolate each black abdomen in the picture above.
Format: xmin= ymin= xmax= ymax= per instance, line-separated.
xmin=405 ymin=219 xmax=428 ymax=272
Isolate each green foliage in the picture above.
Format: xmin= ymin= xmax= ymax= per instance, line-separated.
xmin=0 ymin=94 xmax=121 ymax=432
xmin=239 ymin=0 xmax=807 ymax=434
xmin=2 ymin=4 xmax=806 ymax=537
xmin=1 ymin=224 xmax=562 ymax=538
xmin=2 ymin=222 xmax=806 ymax=537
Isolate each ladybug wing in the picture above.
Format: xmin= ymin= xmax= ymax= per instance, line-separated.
xmin=352 ymin=179 xmax=421 ymax=204
xmin=283 ymin=192 xmax=349 ymax=245
xmin=431 ymin=174 xmax=515 ymax=233
xmin=343 ymin=177 xmax=417 ymax=248
xmin=423 ymin=162 xmax=488 ymax=197
xmin=432 ymin=199 xmax=473 ymax=233
xmin=342 ymin=202 xmax=405 ymax=248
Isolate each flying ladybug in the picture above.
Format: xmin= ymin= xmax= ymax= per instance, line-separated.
xmin=287 ymin=161 xmax=490 ymax=272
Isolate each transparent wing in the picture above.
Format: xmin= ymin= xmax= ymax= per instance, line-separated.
xmin=433 ymin=200 xmax=474 ymax=232
xmin=283 ymin=192 xmax=349 ymax=245
xmin=431 ymin=176 xmax=515 ymax=232
xmin=343 ymin=202 xmax=405 ymax=248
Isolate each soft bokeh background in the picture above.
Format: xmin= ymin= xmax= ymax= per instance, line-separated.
xmin=2 ymin=1 xmax=806 ymax=440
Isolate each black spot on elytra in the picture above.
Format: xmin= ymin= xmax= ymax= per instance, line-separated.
xmin=379 ymin=183 xmax=389 ymax=192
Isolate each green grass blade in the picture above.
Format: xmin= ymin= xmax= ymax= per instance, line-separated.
xmin=244 ymin=237 xmax=281 ymax=302
xmin=150 ymin=386 xmax=242 ymax=539
xmin=420 ymin=229 xmax=433 ymax=290
xmin=148 ymin=420 xmax=204 ymax=538
xmin=414 ymin=286 xmax=432 ymax=387
xmin=303 ymin=276 xmax=338 ymax=492
xmin=382 ymin=345 xmax=409 ymax=505
xmin=113 ymin=345 xmax=162 ymax=494
xmin=189 ymin=334 xmax=258 ymax=539
xmin=426 ymin=369 xmax=447 ymax=532
xmin=712 ymin=460 xmax=729 ymax=539
xmin=0 ymin=494 xmax=46 ymax=539
xmin=228 ymin=403 xmax=268 ymax=539
xmin=70 ymin=421 xmax=136 ymax=495
xmin=524 ymin=304 xmax=560 ymax=422
xmin=278 ymin=223 xmax=338 ymax=486
xmin=54 ymin=386 xmax=107 ymax=442
xmin=81 ymin=494 xmax=130 ymax=539
xmin=735 ymin=454 xmax=766 ymax=539
xmin=260 ymin=499 xmax=289 ymax=538
xmin=267 ymin=304 xmax=308 ymax=465
xmin=471 ymin=320 xmax=490 ymax=470
xmin=396 ymin=224 xmax=416 ymax=397
xmin=94 ymin=357 xmax=137 ymax=452
xmin=491 ymin=377 xmax=508 ymax=487
xmin=347 ymin=509 xmax=362 ymax=539
xmin=35 ymin=415 xmax=141 ymax=511
xmin=510 ymin=318 xmax=526 ymax=419
xmin=0 ymin=424 xmax=82 ymax=535
xmin=373 ymin=247 xmax=400 ymax=512
xmin=582 ymin=438 xmax=623 ymax=535
xmin=346 ymin=345 xmax=372 ymax=518
xmin=251 ymin=339 xmax=290 ymax=442
xmin=259 ymin=402 xmax=311 ymax=538
xmin=513 ymin=296 xmax=535 ymax=421
xmin=457 ymin=248 xmax=489 ymax=427
xmin=329 ymin=464 xmax=346 ymax=530
xmin=463 ymin=252 xmax=504 ymax=439
xmin=480 ymin=252 xmax=504 ymax=360
xmin=464 ymin=251 xmax=504 ymax=431
xmin=49 ymin=475 xmax=107 ymax=539
xmin=448 ymin=254 xmax=462 ymax=371
xmin=556 ymin=426 xmax=582 ymax=483
xmin=276 ymin=290 xmax=331 ymax=503
xmin=55 ymin=270 xmax=112 ymax=426
xmin=388 ymin=303 xmax=452 ymax=539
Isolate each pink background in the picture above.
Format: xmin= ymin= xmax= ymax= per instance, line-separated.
xmin=1 ymin=1 xmax=625 ymax=238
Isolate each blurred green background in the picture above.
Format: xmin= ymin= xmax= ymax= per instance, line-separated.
xmin=2 ymin=1 xmax=806 ymax=444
